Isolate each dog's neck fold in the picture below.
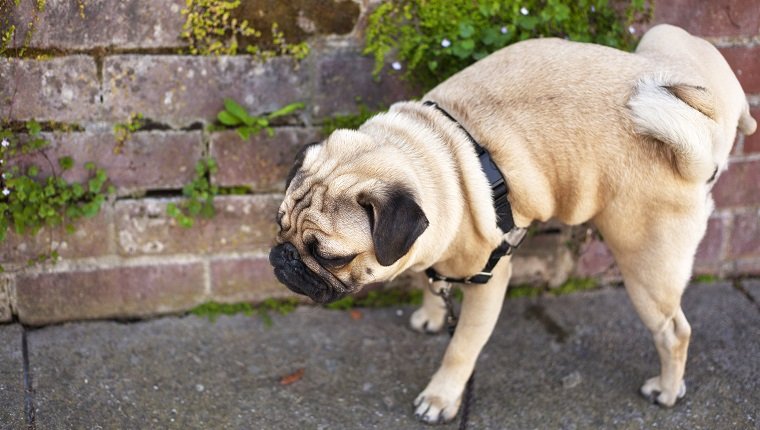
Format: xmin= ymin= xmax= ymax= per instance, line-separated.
xmin=360 ymin=101 xmax=505 ymax=278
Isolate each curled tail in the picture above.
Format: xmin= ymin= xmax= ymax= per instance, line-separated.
xmin=628 ymin=75 xmax=718 ymax=182
xmin=739 ymin=103 xmax=757 ymax=136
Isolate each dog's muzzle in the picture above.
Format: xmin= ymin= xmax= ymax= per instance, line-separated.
xmin=269 ymin=242 xmax=346 ymax=304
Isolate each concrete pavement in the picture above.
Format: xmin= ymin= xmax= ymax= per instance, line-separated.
xmin=1 ymin=281 xmax=759 ymax=429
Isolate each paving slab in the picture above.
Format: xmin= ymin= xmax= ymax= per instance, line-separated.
xmin=25 ymin=282 xmax=760 ymax=429
xmin=743 ymin=279 xmax=760 ymax=306
xmin=0 ymin=325 xmax=26 ymax=430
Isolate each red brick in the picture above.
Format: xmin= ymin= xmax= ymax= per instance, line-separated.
xmin=720 ymin=46 xmax=760 ymax=94
xmin=728 ymin=209 xmax=760 ymax=258
xmin=713 ymin=159 xmax=760 ymax=208
xmin=695 ymin=217 xmax=725 ymax=265
xmin=0 ymin=278 xmax=13 ymax=322
xmin=102 ymin=55 xmax=309 ymax=128
xmin=12 ymin=131 xmax=203 ymax=196
xmin=0 ymin=56 xmax=100 ymax=123
xmin=15 ymin=263 xmax=206 ymax=325
xmin=311 ymin=44 xmax=419 ymax=119
xmin=210 ymin=127 xmax=322 ymax=192
xmin=735 ymin=258 xmax=760 ymax=276
xmin=652 ymin=0 xmax=760 ymax=38
xmin=744 ymin=107 xmax=760 ymax=154
xmin=0 ymin=204 xmax=112 ymax=264
xmin=115 ymin=195 xmax=281 ymax=256
xmin=6 ymin=0 xmax=186 ymax=50
xmin=210 ymin=257 xmax=301 ymax=303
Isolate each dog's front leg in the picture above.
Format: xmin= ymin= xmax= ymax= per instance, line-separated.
xmin=413 ymin=257 xmax=511 ymax=423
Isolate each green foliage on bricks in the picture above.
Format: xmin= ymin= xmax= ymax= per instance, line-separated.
xmin=364 ymin=0 xmax=649 ymax=89
xmin=0 ymin=121 xmax=112 ymax=271
xmin=215 ymin=98 xmax=305 ymax=139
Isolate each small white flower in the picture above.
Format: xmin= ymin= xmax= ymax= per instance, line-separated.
xmin=391 ymin=61 xmax=402 ymax=71
xmin=2 ymin=188 xmax=9 ymax=196
xmin=1 ymin=173 xmax=5 ymax=179
xmin=500 ymin=26 xmax=508 ymax=34
xmin=441 ymin=38 xmax=451 ymax=48
xmin=590 ymin=5 xmax=596 ymax=12
xmin=1 ymin=139 xmax=8 ymax=147
xmin=629 ymin=25 xmax=636 ymax=34
xmin=520 ymin=6 xmax=529 ymax=15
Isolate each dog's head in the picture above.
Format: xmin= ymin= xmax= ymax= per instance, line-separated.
xmin=269 ymin=129 xmax=429 ymax=303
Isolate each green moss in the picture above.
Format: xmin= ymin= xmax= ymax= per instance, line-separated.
xmin=190 ymin=298 xmax=299 ymax=326
xmin=507 ymin=284 xmax=542 ymax=298
xmin=326 ymin=287 xmax=423 ymax=310
xmin=692 ymin=274 xmax=718 ymax=283
xmin=364 ymin=0 xmax=649 ymax=90
xmin=180 ymin=0 xmax=309 ymax=59
xmin=550 ymin=277 xmax=598 ymax=296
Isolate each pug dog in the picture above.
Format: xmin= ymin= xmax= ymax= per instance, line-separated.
xmin=269 ymin=24 xmax=756 ymax=423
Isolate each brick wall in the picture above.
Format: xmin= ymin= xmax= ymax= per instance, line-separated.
xmin=1 ymin=0 xmax=758 ymax=325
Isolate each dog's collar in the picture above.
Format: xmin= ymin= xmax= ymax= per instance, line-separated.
xmin=422 ymin=100 xmax=526 ymax=284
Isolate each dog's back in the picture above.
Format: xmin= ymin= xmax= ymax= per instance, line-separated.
xmin=425 ymin=26 xmax=755 ymax=226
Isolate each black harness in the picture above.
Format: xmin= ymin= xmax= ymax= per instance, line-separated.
xmin=422 ymin=101 xmax=526 ymax=284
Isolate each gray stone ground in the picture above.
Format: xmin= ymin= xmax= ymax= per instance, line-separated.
xmin=1 ymin=281 xmax=759 ymax=430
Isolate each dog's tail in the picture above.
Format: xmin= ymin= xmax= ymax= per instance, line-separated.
xmin=628 ymin=74 xmax=719 ymax=183
xmin=739 ymin=102 xmax=757 ymax=136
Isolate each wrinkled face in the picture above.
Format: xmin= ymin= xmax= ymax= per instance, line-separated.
xmin=269 ymin=130 xmax=429 ymax=303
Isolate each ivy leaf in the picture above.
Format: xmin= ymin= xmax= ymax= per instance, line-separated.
xmin=26 ymin=120 xmax=41 ymax=136
xmin=223 ymin=99 xmax=254 ymax=126
xmin=237 ymin=126 xmax=252 ymax=140
xmin=458 ymin=22 xmax=475 ymax=38
xmin=451 ymin=39 xmax=475 ymax=59
xmin=267 ymin=102 xmax=304 ymax=119
xmin=217 ymin=110 xmax=242 ymax=126
xmin=58 ymin=156 xmax=74 ymax=171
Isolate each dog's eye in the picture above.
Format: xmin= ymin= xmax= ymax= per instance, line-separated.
xmin=314 ymin=249 xmax=357 ymax=269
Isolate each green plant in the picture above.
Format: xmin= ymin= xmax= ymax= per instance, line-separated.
xmin=166 ymin=158 xmax=218 ymax=228
xmin=364 ymin=0 xmax=648 ymax=89
xmin=321 ymin=103 xmax=381 ymax=135
xmin=180 ymin=0 xmax=309 ymax=59
xmin=216 ymin=98 xmax=304 ymax=139
xmin=0 ymin=121 xmax=112 ymax=270
xmin=112 ymin=112 xmax=145 ymax=154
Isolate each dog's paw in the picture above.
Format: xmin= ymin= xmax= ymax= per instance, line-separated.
xmin=640 ymin=376 xmax=686 ymax=407
xmin=413 ymin=390 xmax=462 ymax=424
xmin=410 ymin=306 xmax=446 ymax=334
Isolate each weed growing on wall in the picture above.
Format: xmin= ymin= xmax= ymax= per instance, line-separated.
xmin=216 ymin=98 xmax=305 ymax=139
xmin=364 ymin=0 xmax=648 ymax=89
xmin=166 ymin=158 xmax=218 ymax=228
xmin=112 ymin=112 xmax=145 ymax=154
xmin=0 ymin=122 xmax=112 ymax=271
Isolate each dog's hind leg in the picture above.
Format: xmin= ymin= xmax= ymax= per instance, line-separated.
xmin=595 ymin=207 xmax=707 ymax=407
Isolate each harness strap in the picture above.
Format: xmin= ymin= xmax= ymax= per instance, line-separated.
xmin=422 ymin=101 xmax=525 ymax=284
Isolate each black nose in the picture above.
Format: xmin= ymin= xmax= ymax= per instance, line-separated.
xmin=282 ymin=242 xmax=300 ymax=262
xmin=270 ymin=242 xmax=300 ymax=267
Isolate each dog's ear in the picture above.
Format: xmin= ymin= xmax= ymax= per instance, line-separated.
xmin=358 ymin=187 xmax=429 ymax=266
xmin=285 ymin=142 xmax=321 ymax=190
